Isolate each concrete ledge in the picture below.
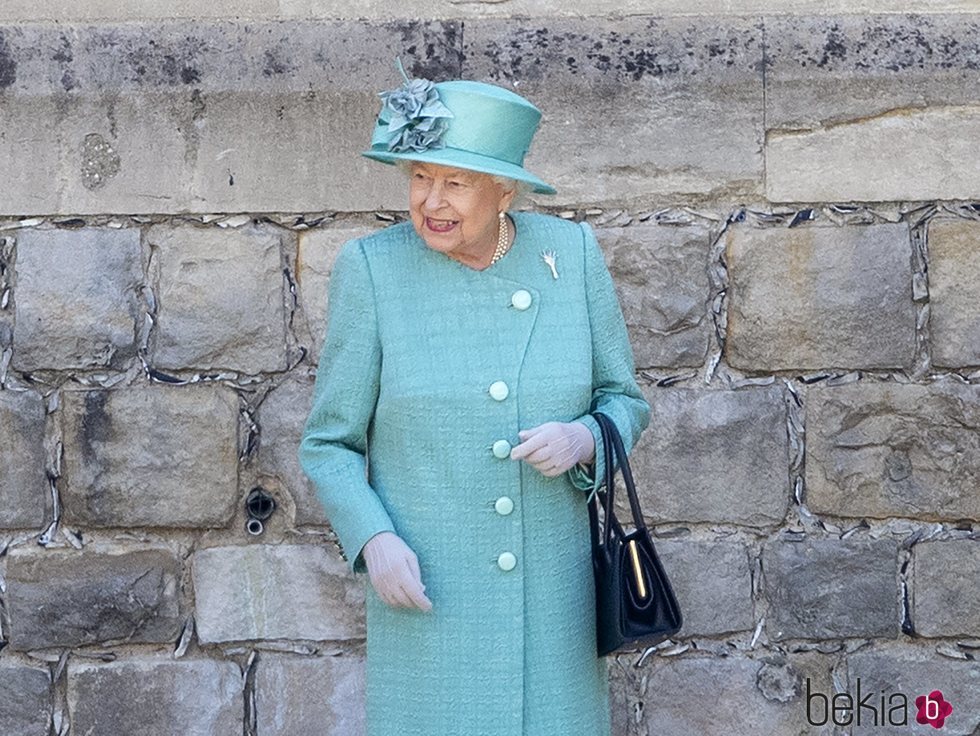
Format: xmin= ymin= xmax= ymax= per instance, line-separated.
xmin=1 ymin=2 xmax=979 ymax=21
xmin=463 ymin=16 xmax=765 ymax=206
xmin=764 ymin=14 xmax=980 ymax=202
xmin=4 ymin=15 xmax=980 ymax=213
xmin=0 ymin=20 xmax=461 ymax=215
xmin=0 ymin=17 xmax=766 ymax=213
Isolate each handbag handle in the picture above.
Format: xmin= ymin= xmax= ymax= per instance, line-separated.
xmin=587 ymin=413 xmax=613 ymax=551
xmin=593 ymin=412 xmax=649 ymax=544
xmin=591 ymin=411 xmax=614 ymax=548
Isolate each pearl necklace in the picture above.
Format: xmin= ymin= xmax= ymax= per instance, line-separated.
xmin=489 ymin=212 xmax=511 ymax=265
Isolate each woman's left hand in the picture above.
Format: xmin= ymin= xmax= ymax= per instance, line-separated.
xmin=510 ymin=421 xmax=595 ymax=477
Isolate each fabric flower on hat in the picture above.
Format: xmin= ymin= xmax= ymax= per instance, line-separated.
xmin=380 ymin=78 xmax=453 ymax=153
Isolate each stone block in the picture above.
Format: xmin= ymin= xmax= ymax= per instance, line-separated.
xmin=11 ymin=227 xmax=141 ymax=370
xmin=0 ymin=661 xmax=51 ymax=736
xmin=0 ymin=388 xmax=48 ymax=528
xmin=462 ymin=16 xmax=765 ymax=205
xmin=725 ymin=223 xmax=915 ymax=370
xmin=296 ymin=221 xmax=386 ymax=359
xmin=638 ymin=654 xmax=836 ymax=735
xmin=764 ymin=15 xmax=980 ymax=202
xmin=5 ymin=545 xmax=181 ymax=650
xmin=767 ymin=107 xmax=980 ymax=203
xmin=912 ymin=540 xmax=980 ymax=638
xmin=257 ymin=375 xmax=327 ymax=525
xmin=597 ymin=222 xmax=713 ymax=369
xmin=67 ymin=656 xmax=242 ymax=736
xmin=255 ymin=652 xmax=365 ymax=736
xmin=59 ymin=384 xmax=240 ymax=528
xmin=762 ymin=537 xmax=899 ymax=640
xmin=146 ymin=223 xmax=289 ymax=373
xmin=191 ymin=543 xmax=364 ymax=643
xmin=806 ymin=382 xmax=980 ymax=521
xmin=0 ymin=21 xmax=460 ymax=216
xmin=927 ymin=219 xmax=980 ymax=368
xmin=607 ymin=658 xmax=631 ymax=736
xmin=765 ymin=15 xmax=980 ymax=130
xmin=847 ymin=645 xmax=980 ymax=735
xmin=633 ymin=385 xmax=790 ymax=527
xmin=657 ymin=540 xmax=754 ymax=636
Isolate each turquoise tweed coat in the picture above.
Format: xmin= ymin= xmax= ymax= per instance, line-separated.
xmin=299 ymin=211 xmax=650 ymax=736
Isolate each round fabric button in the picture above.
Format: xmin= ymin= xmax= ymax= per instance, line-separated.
xmin=497 ymin=552 xmax=517 ymax=571
xmin=511 ymin=289 xmax=532 ymax=310
xmin=488 ymin=381 xmax=509 ymax=401
xmin=494 ymin=496 xmax=514 ymax=516
xmin=492 ymin=439 xmax=512 ymax=459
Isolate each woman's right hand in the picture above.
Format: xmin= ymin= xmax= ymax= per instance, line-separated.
xmin=361 ymin=531 xmax=433 ymax=612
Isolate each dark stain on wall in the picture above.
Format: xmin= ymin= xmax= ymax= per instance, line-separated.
xmin=80 ymin=391 xmax=113 ymax=466
xmin=111 ymin=30 xmax=211 ymax=86
xmin=767 ymin=15 xmax=980 ymax=73
xmin=0 ymin=30 xmax=17 ymax=89
xmin=389 ymin=20 xmax=463 ymax=81
xmin=467 ymin=20 xmax=761 ymax=83
xmin=52 ymin=33 xmax=78 ymax=91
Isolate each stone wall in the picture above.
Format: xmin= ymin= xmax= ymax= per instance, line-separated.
xmin=1 ymin=10 xmax=979 ymax=736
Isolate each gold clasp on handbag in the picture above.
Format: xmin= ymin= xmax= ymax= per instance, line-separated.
xmin=627 ymin=539 xmax=649 ymax=601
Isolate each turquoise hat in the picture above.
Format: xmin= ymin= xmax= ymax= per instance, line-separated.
xmin=363 ymin=77 xmax=556 ymax=195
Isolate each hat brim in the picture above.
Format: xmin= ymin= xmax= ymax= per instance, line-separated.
xmin=362 ymin=146 xmax=557 ymax=195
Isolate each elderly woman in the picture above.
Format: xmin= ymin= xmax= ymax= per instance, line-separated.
xmin=299 ymin=75 xmax=650 ymax=736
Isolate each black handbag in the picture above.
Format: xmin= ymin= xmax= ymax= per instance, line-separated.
xmin=589 ymin=411 xmax=683 ymax=656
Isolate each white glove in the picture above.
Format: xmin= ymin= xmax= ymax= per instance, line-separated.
xmin=510 ymin=421 xmax=596 ymax=477
xmin=361 ymin=531 xmax=433 ymax=611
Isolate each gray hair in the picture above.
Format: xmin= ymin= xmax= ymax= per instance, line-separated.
xmin=395 ymin=160 xmax=532 ymax=210
xmin=489 ymin=174 xmax=533 ymax=209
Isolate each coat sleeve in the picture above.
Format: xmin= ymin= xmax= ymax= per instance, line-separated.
xmin=566 ymin=221 xmax=651 ymax=500
xmin=298 ymin=238 xmax=396 ymax=573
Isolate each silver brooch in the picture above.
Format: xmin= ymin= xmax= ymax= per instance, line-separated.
xmin=541 ymin=250 xmax=558 ymax=279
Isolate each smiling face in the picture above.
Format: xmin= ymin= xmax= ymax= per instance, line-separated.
xmin=408 ymin=161 xmax=516 ymax=268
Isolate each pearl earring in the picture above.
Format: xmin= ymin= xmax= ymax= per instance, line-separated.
xmin=490 ymin=212 xmax=510 ymax=265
